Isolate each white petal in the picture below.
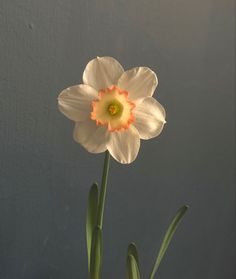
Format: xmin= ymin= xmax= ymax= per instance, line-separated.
xmin=134 ymin=97 xmax=166 ymax=140
xmin=107 ymin=126 xmax=140 ymax=164
xmin=58 ymin=84 xmax=98 ymax=122
xmin=83 ymin=56 xmax=124 ymax=91
xmin=118 ymin=67 xmax=158 ymax=102
xmin=73 ymin=119 xmax=109 ymax=153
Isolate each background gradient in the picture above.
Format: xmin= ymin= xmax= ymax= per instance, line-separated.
xmin=0 ymin=0 xmax=235 ymax=278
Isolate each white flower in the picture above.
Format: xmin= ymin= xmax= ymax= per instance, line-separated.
xmin=58 ymin=56 xmax=166 ymax=164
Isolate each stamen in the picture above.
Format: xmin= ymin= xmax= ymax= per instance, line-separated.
xmin=108 ymin=104 xmax=119 ymax=115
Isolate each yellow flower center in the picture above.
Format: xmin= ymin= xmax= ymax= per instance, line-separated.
xmin=91 ymin=85 xmax=135 ymax=132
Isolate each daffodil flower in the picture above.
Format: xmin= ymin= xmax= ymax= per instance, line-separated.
xmin=58 ymin=56 xmax=166 ymax=164
xmin=57 ymin=58 xmax=187 ymax=279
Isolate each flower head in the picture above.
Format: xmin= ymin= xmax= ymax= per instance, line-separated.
xmin=58 ymin=56 xmax=166 ymax=164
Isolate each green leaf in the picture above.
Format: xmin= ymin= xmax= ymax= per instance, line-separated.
xmin=90 ymin=226 xmax=103 ymax=279
xmin=128 ymin=243 xmax=140 ymax=270
xmin=149 ymin=205 xmax=189 ymax=279
xmin=86 ymin=183 xmax=99 ymax=271
xmin=126 ymin=254 xmax=141 ymax=279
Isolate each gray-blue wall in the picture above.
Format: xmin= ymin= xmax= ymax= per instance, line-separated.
xmin=0 ymin=0 xmax=235 ymax=278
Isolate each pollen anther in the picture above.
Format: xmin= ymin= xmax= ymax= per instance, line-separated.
xmin=108 ymin=104 xmax=119 ymax=115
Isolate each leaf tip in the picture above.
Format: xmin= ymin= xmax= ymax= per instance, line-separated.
xmin=182 ymin=205 xmax=189 ymax=211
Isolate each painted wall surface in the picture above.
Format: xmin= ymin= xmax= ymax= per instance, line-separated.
xmin=0 ymin=0 xmax=235 ymax=278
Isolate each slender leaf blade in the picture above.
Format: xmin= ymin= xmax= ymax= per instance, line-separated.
xmin=86 ymin=183 xmax=99 ymax=271
xmin=126 ymin=254 xmax=140 ymax=279
xmin=90 ymin=226 xmax=103 ymax=279
xmin=149 ymin=205 xmax=188 ymax=279
xmin=128 ymin=243 xmax=140 ymax=270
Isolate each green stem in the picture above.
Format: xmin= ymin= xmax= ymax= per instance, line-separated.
xmin=97 ymin=150 xmax=111 ymax=229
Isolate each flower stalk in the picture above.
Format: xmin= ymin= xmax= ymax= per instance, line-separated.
xmin=97 ymin=150 xmax=111 ymax=229
xmin=88 ymin=151 xmax=110 ymax=279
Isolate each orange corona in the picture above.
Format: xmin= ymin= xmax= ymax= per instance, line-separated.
xmin=91 ymin=85 xmax=135 ymax=132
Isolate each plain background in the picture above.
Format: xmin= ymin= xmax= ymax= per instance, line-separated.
xmin=0 ymin=0 xmax=235 ymax=278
